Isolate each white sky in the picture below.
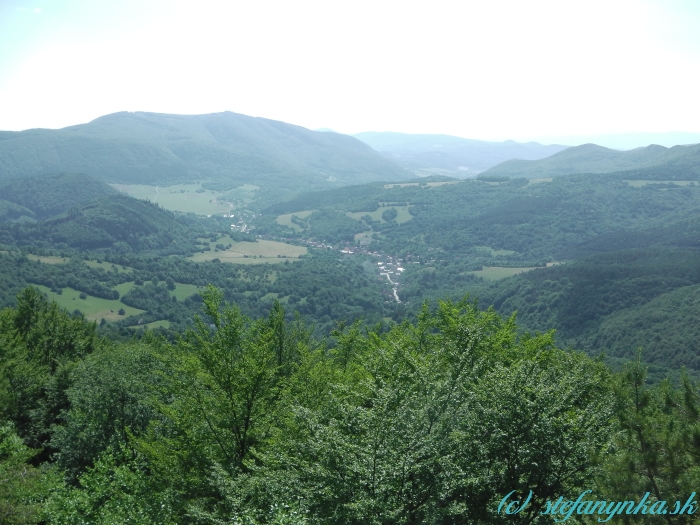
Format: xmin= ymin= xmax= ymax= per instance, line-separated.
xmin=1 ymin=0 xmax=699 ymax=143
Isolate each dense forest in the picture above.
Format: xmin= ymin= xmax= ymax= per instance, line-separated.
xmin=2 ymin=287 xmax=700 ymax=524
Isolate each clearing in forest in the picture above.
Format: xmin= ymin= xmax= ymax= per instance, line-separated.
xmin=189 ymin=239 xmax=307 ymax=264
xmin=34 ymin=285 xmax=144 ymax=321
xmin=469 ymin=266 xmax=536 ymax=280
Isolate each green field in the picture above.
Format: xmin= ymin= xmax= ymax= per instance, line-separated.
xmin=346 ymin=205 xmax=413 ymax=225
xmin=169 ymin=283 xmax=201 ymax=300
xmin=275 ymin=210 xmax=314 ymax=231
xmin=143 ymin=320 xmax=171 ymax=329
xmin=26 ymin=254 xmax=68 ymax=264
xmin=469 ymin=266 xmax=536 ymax=280
xmin=624 ymin=180 xmax=698 ymax=187
xmin=189 ymin=239 xmax=307 ymax=264
xmin=84 ymin=260 xmax=133 ymax=273
xmin=34 ymin=285 xmax=144 ymax=321
xmin=110 ymin=183 xmax=258 ymax=216
xmin=474 ymin=246 xmax=518 ymax=256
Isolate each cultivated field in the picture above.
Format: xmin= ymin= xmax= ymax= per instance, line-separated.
xmin=111 ymin=183 xmax=258 ymax=216
xmin=35 ymin=285 xmax=144 ymax=321
xmin=275 ymin=210 xmax=314 ymax=231
xmin=189 ymin=239 xmax=307 ymax=264
xmin=469 ymin=266 xmax=536 ymax=280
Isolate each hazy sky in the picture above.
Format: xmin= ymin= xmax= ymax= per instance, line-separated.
xmin=1 ymin=0 xmax=699 ymax=144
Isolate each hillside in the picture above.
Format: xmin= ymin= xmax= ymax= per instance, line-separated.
xmin=0 ymin=172 xmax=117 ymax=221
xmin=354 ymin=131 xmax=567 ymax=176
xmin=480 ymin=142 xmax=700 ymax=178
xmin=0 ymin=194 xmax=200 ymax=254
xmin=0 ymin=112 xmax=410 ymax=195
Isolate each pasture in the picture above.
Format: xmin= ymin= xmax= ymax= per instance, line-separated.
xmin=111 ymin=183 xmax=258 ymax=216
xmin=189 ymin=239 xmax=307 ymax=264
xmin=34 ymin=285 xmax=144 ymax=321
xmin=469 ymin=266 xmax=536 ymax=280
xmin=275 ymin=210 xmax=314 ymax=231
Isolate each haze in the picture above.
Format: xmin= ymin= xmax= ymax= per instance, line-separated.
xmin=1 ymin=0 xmax=700 ymax=147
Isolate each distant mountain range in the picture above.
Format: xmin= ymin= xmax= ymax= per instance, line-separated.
xmin=353 ymin=132 xmax=568 ymax=176
xmin=0 ymin=112 xmax=410 ymax=199
xmin=480 ymin=142 xmax=700 ymax=179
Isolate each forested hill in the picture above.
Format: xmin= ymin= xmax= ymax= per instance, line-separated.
xmin=354 ymin=131 xmax=568 ymax=175
xmin=480 ymin=142 xmax=700 ymax=178
xmin=0 ymin=172 xmax=117 ymax=222
xmin=0 ymin=194 xmax=201 ymax=254
xmin=0 ymin=111 xmax=410 ymax=192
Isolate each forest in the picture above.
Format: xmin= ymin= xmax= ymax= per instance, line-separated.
xmin=2 ymin=286 xmax=700 ymax=524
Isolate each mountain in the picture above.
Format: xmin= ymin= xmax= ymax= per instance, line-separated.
xmin=531 ymin=131 xmax=700 ymax=150
xmin=0 ymin=112 xmax=410 ymax=194
xmin=353 ymin=132 xmax=568 ymax=176
xmin=0 ymin=194 xmax=199 ymax=254
xmin=480 ymin=142 xmax=700 ymax=179
xmin=0 ymin=172 xmax=117 ymax=222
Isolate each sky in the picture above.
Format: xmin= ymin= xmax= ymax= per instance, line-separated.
xmin=1 ymin=0 xmax=699 ymax=146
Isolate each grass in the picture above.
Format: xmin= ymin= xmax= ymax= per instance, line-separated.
xmin=34 ymin=285 xmax=144 ymax=321
xmin=110 ymin=183 xmax=259 ymax=216
xmin=382 ymin=182 xmax=459 ymax=189
xmin=275 ymin=210 xmax=314 ymax=231
xmin=170 ymin=283 xmax=201 ymax=301
xmin=474 ymin=246 xmax=518 ymax=256
xmin=114 ymin=281 xmax=200 ymax=301
xmin=189 ymin=239 xmax=307 ymax=264
xmin=84 ymin=260 xmax=133 ymax=273
xmin=624 ymin=180 xmax=698 ymax=188
xmin=383 ymin=183 xmax=419 ymax=189
xmin=345 ymin=206 xmax=413 ymax=224
xmin=469 ymin=266 xmax=536 ymax=280
xmin=26 ymin=254 xmax=68 ymax=264
xmin=143 ymin=320 xmax=171 ymax=329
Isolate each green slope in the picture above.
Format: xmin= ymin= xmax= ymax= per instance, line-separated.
xmin=480 ymin=142 xmax=700 ymax=179
xmin=0 ymin=112 xmax=410 ymax=196
xmin=0 ymin=194 xmax=199 ymax=254
xmin=0 ymin=172 xmax=117 ymax=221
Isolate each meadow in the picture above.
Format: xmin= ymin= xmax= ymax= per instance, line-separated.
xmin=34 ymin=285 xmax=144 ymax=321
xmin=110 ymin=183 xmax=258 ymax=215
xmin=469 ymin=266 xmax=537 ymax=280
xmin=275 ymin=210 xmax=314 ymax=231
xmin=189 ymin=239 xmax=307 ymax=264
xmin=345 ymin=205 xmax=413 ymax=224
